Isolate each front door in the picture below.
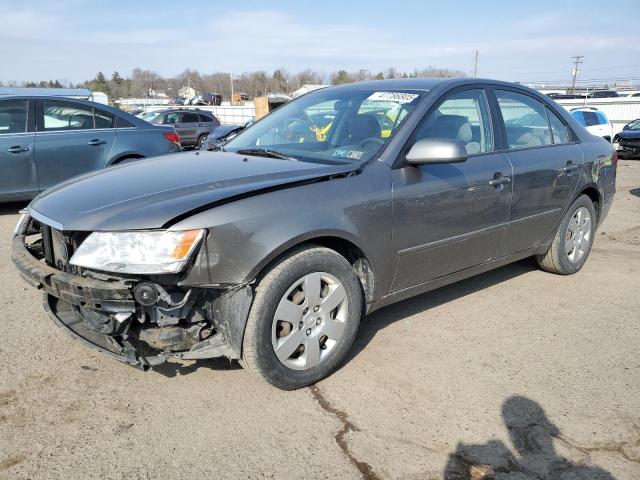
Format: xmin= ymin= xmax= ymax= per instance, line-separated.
xmin=490 ymin=88 xmax=582 ymax=255
xmin=34 ymin=99 xmax=116 ymax=191
xmin=0 ymin=99 xmax=37 ymax=199
xmin=391 ymin=87 xmax=513 ymax=291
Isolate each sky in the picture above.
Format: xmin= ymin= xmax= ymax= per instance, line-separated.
xmin=1 ymin=0 xmax=639 ymax=86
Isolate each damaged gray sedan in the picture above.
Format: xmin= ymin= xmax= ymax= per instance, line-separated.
xmin=12 ymin=79 xmax=616 ymax=389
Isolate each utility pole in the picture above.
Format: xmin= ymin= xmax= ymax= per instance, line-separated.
xmin=570 ymin=55 xmax=583 ymax=93
xmin=473 ymin=50 xmax=479 ymax=78
xmin=229 ymin=73 xmax=234 ymax=105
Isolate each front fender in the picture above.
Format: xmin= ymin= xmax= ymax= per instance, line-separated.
xmin=175 ymin=162 xmax=394 ymax=300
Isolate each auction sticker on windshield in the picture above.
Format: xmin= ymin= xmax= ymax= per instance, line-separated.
xmin=367 ymin=92 xmax=419 ymax=103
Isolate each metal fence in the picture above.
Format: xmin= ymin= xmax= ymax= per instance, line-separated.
xmin=142 ymin=104 xmax=255 ymax=125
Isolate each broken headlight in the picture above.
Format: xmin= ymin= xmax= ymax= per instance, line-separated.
xmin=69 ymin=229 xmax=205 ymax=274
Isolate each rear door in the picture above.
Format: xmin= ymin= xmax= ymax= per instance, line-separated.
xmin=0 ymin=99 xmax=37 ymax=198
xmin=491 ymin=88 xmax=582 ymax=255
xmin=34 ymin=100 xmax=116 ymax=190
xmin=173 ymin=111 xmax=200 ymax=145
xmin=391 ymin=86 xmax=513 ymax=290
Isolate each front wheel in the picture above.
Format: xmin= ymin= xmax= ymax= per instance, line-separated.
xmin=537 ymin=195 xmax=596 ymax=274
xmin=241 ymin=246 xmax=363 ymax=390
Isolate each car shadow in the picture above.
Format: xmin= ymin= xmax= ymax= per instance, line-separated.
xmin=443 ymin=395 xmax=617 ymax=479
xmin=151 ymin=357 xmax=241 ymax=378
xmin=0 ymin=201 xmax=29 ymax=217
xmin=346 ymin=257 xmax=539 ymax=363
xmin=630 ymin=187 xmax=640 ymax=198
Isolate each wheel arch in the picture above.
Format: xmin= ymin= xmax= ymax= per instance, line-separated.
xmin=248 ymin=232 xmax=376 ymax=306
xmin=108 ymin=152 xmax=145 ymax=166
xmin=577 ymin=184 xmax=602 ymax=224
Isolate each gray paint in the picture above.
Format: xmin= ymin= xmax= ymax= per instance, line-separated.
xmin=24 ymin=78 xmax=616 ymax=314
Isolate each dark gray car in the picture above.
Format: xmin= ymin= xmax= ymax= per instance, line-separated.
xmin=139 ymin=109 xmax=220 ymax=149
xmin=12 ymin=79 xmax=616 ymax=389
xmin=0 ymin=96 xmax=181 ymax=202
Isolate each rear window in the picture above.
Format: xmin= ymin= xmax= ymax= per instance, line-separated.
xmin=574 ymin=111 xmax=608 ymax=127
xmin=181 ymin=112 xmax=200 ymax=123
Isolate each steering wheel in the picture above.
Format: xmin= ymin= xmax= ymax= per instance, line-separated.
xmin=359 ymin=137 xmax=385 ymax=149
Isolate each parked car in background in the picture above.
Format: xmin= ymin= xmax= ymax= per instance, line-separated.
xmin=12 ymin=79 xmax=616 ymax=389
xmin=587 ymin=90 xmax=619 ymax=99
xmin=202 ymin=93 xmax=222 ymax=106
xmin=570 ymin=107 xmax=613 ymax=142
xmin=613 ymin=118 xmax=640 ymax=159
xmin=201 ymin=119 xmax=255 ymax=151
xmin=0 ymin=96 xmax=180 ymax=202
xmin=546 ymin=93 xmax=583 ymax=100
xmin=139 ymin=109 xmax=220 ymax=149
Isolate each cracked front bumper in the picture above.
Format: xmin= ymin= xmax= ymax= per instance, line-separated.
xmin=11 ymin=232 xmax=252 ymax=369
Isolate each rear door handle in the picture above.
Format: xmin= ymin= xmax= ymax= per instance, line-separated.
xmin=563 ymin=161 xmax=580 ymax=173
xmin=6 ymin=145 xmax=29 ymax=153
xmin=88 ymin=139 xmax=106 ymax=146
xmin=489 ymin=173 xmax=511 ymax=187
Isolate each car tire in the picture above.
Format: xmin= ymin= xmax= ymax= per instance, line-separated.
xmin=241 ymin=245 xmax=363 ymax=390
xmin=113 ymin=156 xmax=143 ymax=165
xmin=536 ymin=195 xmax=597 ymax=275
xmin=197 ymin=135 xmax=208 ymax=149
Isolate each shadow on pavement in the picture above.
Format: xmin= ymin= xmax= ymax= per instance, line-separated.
xmin=630 ymin=187 xmax=640 ymax=198
xmin=348 ymin=257 xmax=538 ymax=362
xmin=443 ymin=396 xmax=616 ymax=479
xmin=151 ymin=357 xmax=241 ymax=378
xmin=0 ymin=201 xmax=29 ymax=216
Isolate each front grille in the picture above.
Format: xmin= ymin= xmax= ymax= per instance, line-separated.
xmin=40 ymin=224 xmax=87 ymax=274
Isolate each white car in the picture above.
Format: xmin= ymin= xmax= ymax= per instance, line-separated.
xmin=570 ymin=107 xmax=613 ymax=142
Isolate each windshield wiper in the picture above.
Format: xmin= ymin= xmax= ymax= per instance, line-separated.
xmin=235 ymin=148 xmax=298 ymax=161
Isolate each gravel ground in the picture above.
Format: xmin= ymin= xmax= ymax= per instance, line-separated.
xmin=1 ymin=161 xmax=638 ymax=480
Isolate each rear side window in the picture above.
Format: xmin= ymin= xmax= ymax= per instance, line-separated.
xmin=116 ymin=116 xmax=134 ymax=128
xmin=199 ymin=114 xmax=214 ymax=122
xmin=181 ymin=112 xmax=200 ymax=123
xmin=0 ymin=100 xmax=28 ymax=134
xmin=546 ymin=108 xmax=571 ymax=144
xmin=94 ymin=109 xmax=115 ymax=129
xmin=495 ymin=90 xmax=552 ymax=149
xmin=42 ymin=101 xmax=94 ymax=131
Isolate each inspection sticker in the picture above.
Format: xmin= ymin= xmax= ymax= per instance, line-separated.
xmin=367 ymin=91 xmax=419 ymax=103
xmin=333 ymin=149 xmax=364 ymax=160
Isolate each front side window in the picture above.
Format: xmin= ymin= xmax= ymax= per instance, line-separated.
xmin=414 ymin=88 xmax=493 ymax=154
xmin=225 ymin=88 xmax=425 ymax=164
xmin=495 ymin=90 xmax=552 ymax=149
xmin=42 ymin=101 xmax=94 ymax=131
xmin=163 ymin=112 xmax=180 ymax=124
xmin=0 ymin=100 xmax=28 ymax=134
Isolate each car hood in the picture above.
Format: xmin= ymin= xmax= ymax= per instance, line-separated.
xmin=616 ymin=130 xmax=640 ymax=140
xmin=29 ymin=151 xmax=358 ymax=231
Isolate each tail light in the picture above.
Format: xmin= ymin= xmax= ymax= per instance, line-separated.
xmin=164 ymin=131 xmax=181 ymax=146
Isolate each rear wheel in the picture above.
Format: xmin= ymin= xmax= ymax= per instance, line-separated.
xmin=537 ymin=195 xmax=596 ymax=274
xmin=197 ymin=135 xmax=208 ymax=149
xmin=242 ymin=246 xmax=363 ymax=390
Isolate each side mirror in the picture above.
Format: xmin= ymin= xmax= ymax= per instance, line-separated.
xmin=623 ymin=124 xmax=629 ymax=131
xmin=406 ymin=138 xmax=468 ymax=165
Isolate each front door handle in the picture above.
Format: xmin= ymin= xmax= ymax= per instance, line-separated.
xmin=7 ymin=145 xmax=29 ymax=153
xmin=88 ymin=139 xmax=106 ymax=146
xmin=563 ymin=161 xmax=580 ymax=174
xmin=489 ymin=172 xmax=511 ymax=187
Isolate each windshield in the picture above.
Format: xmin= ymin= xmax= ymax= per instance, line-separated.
xmin=224 ymin=88 xmax=425 ymax=164
xmin=139 ymin=112 xmax=161 ymax=123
